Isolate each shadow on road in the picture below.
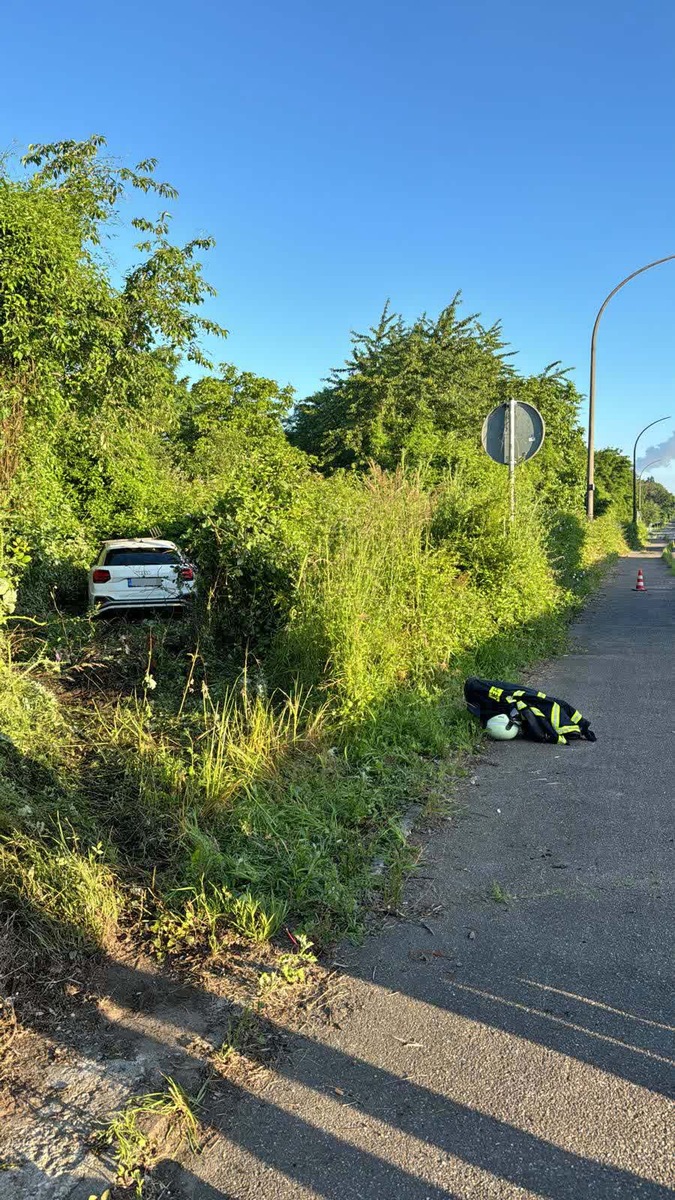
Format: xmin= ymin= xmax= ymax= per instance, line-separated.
xmin=4 ymin=952 xmax=672 ymax=1199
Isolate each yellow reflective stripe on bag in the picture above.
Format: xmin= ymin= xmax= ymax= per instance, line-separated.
xmin=571 ymin=710 xmax=582 ymax=723
xmin=551 ymin=702 xmax=561 ymax=731
xmin=489 ymin=686 xmax=503 ymax=701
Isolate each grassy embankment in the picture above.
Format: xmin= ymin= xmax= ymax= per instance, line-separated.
xmin=0 ymin=481 xmax=626 ymax=987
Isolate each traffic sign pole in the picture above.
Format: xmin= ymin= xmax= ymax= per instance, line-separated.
xmin=481 ymin=400 xmax=545 ymax=524
xmin=508 ymin=398 xmax=516 ymax=522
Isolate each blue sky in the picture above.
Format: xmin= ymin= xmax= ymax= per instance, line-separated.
xmin=3 ymin=0 xmax=675 ymax=481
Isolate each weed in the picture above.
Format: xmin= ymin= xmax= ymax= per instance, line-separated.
xmin=258 ymin=933 xmax=316 ymax=993
xmin=192 ymin=679 xmax=326 ymax=813
xmin=0 ymin=647 xmax=70 ymax=770
xmin=379 ymin=836 xmax=418 ymax=913
xmin=97 ymin=1102 xmax=151 ymax=1194
xmin=214 ymin=1006 xmax=268 ymax=1064
xmin=149 ymin=885 xmax=290 ymax=955
xmin=380 ymin=848 xmax=405 ymax=912
xmin=229 ymin=891 xmax=289 ymax=942
xmin=490 ymin=881 xmax=511 ymax=905
xmin=147 ymin=891 xmax=225 ymax=961
xmin=96 ymin=1076 xmax=205 ymax=1196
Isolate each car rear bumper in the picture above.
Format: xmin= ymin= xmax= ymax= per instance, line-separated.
xmin=91 ymin=597 xmax=191 ymax=614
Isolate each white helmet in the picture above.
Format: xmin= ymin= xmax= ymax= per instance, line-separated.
xmin=486 ymin=713 xmax=520 ymax=740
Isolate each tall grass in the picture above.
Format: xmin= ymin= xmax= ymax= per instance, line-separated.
xmin=0 ymin=643 xmax=70 ymax=768
xmin=0 ymin=473 xmax=628 ymax=962
xmin=287 ymin=468 xmax=565 ymax=719
xmin=0 ymin=827 xmax=121 ymax=954
xmin=193 ymin=678 xmax=326 ymax=813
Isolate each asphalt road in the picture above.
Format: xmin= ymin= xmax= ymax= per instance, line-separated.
xmin=178 ymin=542 xmax=675 ymax=1199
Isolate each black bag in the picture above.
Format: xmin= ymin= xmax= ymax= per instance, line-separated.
xmin=464 ymin=677 xmax=596 ymax=745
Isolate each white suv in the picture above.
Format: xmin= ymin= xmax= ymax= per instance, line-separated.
xmin=88 ymin=539 xmax=195 ymax=615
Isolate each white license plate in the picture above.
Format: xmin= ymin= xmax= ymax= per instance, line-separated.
xmin=128 ymin=577 xmax=162 ymax=588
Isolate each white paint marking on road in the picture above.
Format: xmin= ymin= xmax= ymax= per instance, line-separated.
xmin=518 ymin=977 xmax=675 ymax=1032
xmin=329 ymin=977 xmax=674 ymax=1187
xmin=446 ymin=980 xmax=675 ymax=1067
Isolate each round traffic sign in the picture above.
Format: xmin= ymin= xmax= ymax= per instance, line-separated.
xmin=481 ymin=401 xmax=545 ymax=465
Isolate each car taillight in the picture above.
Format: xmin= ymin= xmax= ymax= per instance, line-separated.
xmin=92 ymin=568 xmax=111 ymax=583
xmin=179 ymin=567 xmax=194 ymax=581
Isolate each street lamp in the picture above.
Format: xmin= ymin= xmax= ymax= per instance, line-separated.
xmin=586 ymin=254 xmax=675 ymax=520
xmin=633 ymin=417 xmax=671 ymax=526
xmin=637 ymin=458 xmax=662 ymax=520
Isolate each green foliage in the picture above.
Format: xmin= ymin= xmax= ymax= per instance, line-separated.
xmin=594 ymin=446 xmax=675 ymax=530
xmin=228 ymin=892 xmax=289 ymax=942
xmin=578 ymin=513 xmax=629 ymax=585
xmin=166 ymin=367 xmax=323 ymax=650
xmin=177 ymin=364 xmax=294 ymax=450
xmin=289 ymin=299 xmax=586 ymax=514
xmin=96 ymin=1076 xmax=204 ymax=1196
xmin=0 ymin=648 xmax=68 ymax=767
xmin=189 ymin=681 xmax=326 ymax=813
xmin=0 ymin=136 xmax=225 ymax=600
xmin=490 ymin=881 xmax=512 ymax=905
xmin=258 ymin=934 xmax=316 ymax=992
xmin=278 ymin=465 xmax=561 ymax=719
xmin=641 ymin=476 xmax=675 ymax=525
xmin=0 ymin=828 xmax=121 ymax=955
xmin=0 ymin=139 xmax=657 ymax=969
xmin=594 ymin=447 xmax=633 ymax=520
xmin=0 ymin=534 xmax=20 ymax=623
xmin=289 ymin=298 xmax=510 ymax=470
xmin=215 ymin=1006 xmax=265 ymax=1064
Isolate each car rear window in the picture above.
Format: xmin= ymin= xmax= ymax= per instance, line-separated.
xmin=104 ymin=547 xmax=181 ymax=566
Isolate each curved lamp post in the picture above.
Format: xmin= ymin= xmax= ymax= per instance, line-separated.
xmin=637 ymin=457 xmax=663 ymax=519
xmin=586 ymin=254 xmax=675 ymax=519
xmin=633 ymin=418 xmax=670 ymax=526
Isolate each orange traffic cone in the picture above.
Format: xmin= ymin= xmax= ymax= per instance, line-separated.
xmin=635 ymin=569 xmax=646 ymax=592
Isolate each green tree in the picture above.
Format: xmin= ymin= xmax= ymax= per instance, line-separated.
xmin=177 ymin=365 xmax=294 ymax=453
xmin=641 ymin=476 xmax=675 ymax=523
xmin=170 ymin=366 xmax=324 ymax=648
xmin=592 ymin=447 xmax=675 ymax=529
xmin=289 ymin=298 xmax=510 ymax=470
xmin=0 ymin=137 xmax=226 ymax=598
xmin=288 ymin=298 xmax=586 ymax=512
xmin=593 ymin=448 xmax=633 ymax=519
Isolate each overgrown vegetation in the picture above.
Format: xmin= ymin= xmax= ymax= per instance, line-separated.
xmin=594 ymin=445 xmax=675 ymax=544
xmin=1 ymin=136 xmax=673 ymax=984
